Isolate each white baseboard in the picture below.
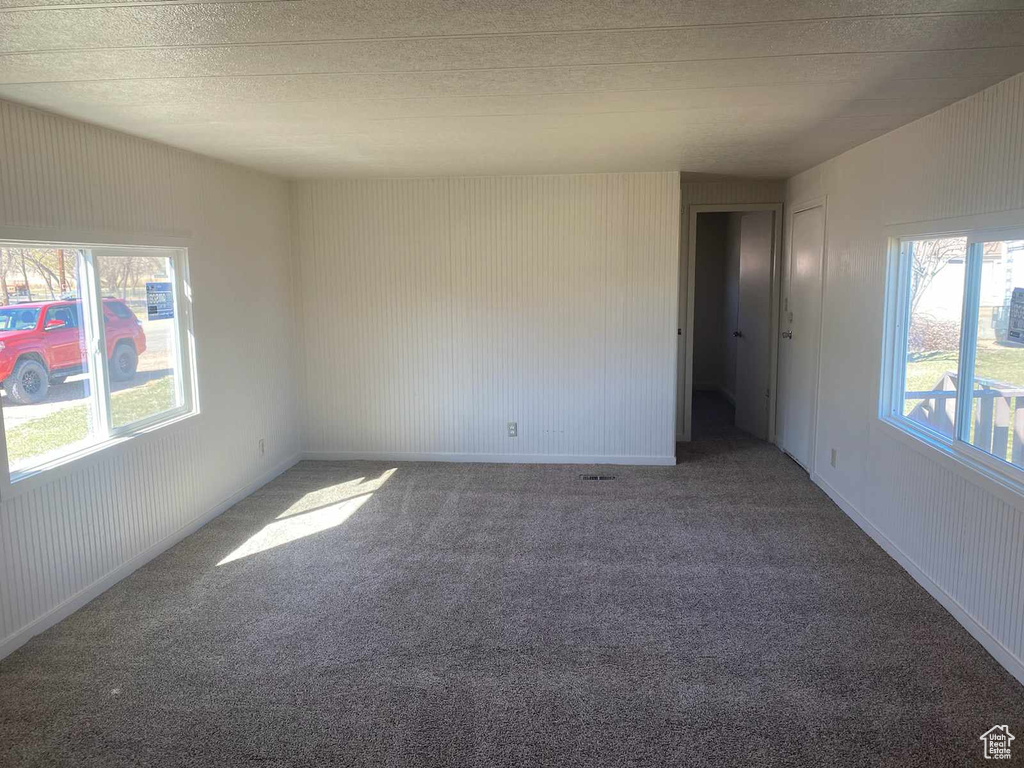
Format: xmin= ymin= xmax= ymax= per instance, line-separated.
xmin=811 ymin=471 xmax=1024 ymax=687
xmin=303 ymin=450 xmax=676 ymax=466
xmin=0 ymin=453 xmax=301 ymax=661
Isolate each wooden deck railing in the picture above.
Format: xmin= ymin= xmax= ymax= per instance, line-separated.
xmin=906 ymin=372 xmax=1024 ymax=464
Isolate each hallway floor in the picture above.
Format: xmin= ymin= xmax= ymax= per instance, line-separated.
xmin=689 ymin=389 xmax=746 ymax=441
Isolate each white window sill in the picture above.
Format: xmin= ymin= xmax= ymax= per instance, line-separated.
xmin=874 ymin=416 xmax=1024 ymax=511
xmin=3 ymin=409 xmax=199 ymax=501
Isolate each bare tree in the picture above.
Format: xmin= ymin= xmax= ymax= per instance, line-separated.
xmin=0 ymin=249 xmax=11 ymax=305
xmin=908 ymin=238 xmax=965 ymax=317
xmin=18 ymin=249 xmax=31 ymax=303
xmin=23 ymin=250 xmax=61 ymax=300
xmin=98 ymin=255 xmax=164 ymax=301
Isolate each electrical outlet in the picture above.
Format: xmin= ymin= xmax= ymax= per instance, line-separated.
xmin=830 ymin=448 xmax=838 ymax=468
xmin=507 ymin=421 xmax=518 ymax=438
xmin=259 ymin=438 xmax=266 ymax=456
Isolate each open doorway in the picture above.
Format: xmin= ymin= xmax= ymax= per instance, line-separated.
xmin=679 ymin=204 xmax=782 ymax=445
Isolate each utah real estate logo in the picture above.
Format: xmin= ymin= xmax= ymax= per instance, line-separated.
xmin=979 ymin=725 xmax=1014 ymax=759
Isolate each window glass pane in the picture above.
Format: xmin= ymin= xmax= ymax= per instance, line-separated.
xmin=967 ymin=239 xmax=1024 ymax=467
xmin=0 ymin=247 xmax=98 ymax=473
xmin=901 ymin=236 xmax=967 ymax=438
xmin=92 ymin=249 xmax=182 ymax=429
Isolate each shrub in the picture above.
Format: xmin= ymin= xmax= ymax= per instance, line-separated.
xmin=908 ymin=313 xmax=960 ymax=356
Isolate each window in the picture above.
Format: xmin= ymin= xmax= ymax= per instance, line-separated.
xmin=884 ymin=225 xmax=1024 ymax=484
xmin=0 ymin=307 xmax=41 ymax=331
xmin=0 ymin=241 xmax=195 ymax=481
xmin=895 ymin=236 xmax=966 ymax=439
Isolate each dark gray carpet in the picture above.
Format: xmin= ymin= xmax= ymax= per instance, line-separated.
xmin=1 ymin=422 xmax=1022 ymax=766
xmin=691 ymin=390 xmax=744 ymax=440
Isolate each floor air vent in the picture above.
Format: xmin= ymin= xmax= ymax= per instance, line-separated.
xmin=579 ymin=474 xmax=616 ymax=481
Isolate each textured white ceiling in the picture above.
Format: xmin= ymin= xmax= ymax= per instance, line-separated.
xmin=2 ymin=0 xmax=1023 ymax=178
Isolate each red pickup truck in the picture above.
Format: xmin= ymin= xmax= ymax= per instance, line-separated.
xmin=0 ymin=298 xmax=147 ymax=405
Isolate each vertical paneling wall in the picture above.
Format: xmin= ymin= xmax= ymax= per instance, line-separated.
xmin=293 ymin=173 xmax=680 ymax=463
xmin=788 ymin=73 xmax=1024 ymax=678
xmin=676 ymin=180 xmax=785 ymax=436
xmin=0 ymin=99 xmax=299 ymax=655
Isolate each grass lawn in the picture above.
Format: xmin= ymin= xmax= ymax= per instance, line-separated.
xmin=110 ymin=376 xmax=177 ymax=426
xmin=7 ymin=377 xmax=176 ymax=465
xmin=906 ymin=346 xmax=1024 ymax=394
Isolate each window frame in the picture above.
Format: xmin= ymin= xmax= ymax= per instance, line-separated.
xmin=43 ymin=304 xmax=76 ymax=329
xmin=880 ymin=209 xmax=1024 ymax=498
xmin=0 ymin=231 xmax=198 ymax=497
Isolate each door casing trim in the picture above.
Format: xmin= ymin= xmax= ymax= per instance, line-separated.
xmin=777 ymin=196 xmax=828 ymax=471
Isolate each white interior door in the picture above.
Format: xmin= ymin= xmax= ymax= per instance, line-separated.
xmin=733 ymin=211 xmax=773 ymax=439
xmin=777 ymin=204 xmax=825 ymax=470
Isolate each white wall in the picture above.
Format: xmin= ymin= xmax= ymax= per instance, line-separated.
xmin=0 ymin=99 xmax=300 ymax=657
xmin=789 ymin=72 xmax=1024 ymax=682
xmin=293 ymin=173 xmax=680 ymax=464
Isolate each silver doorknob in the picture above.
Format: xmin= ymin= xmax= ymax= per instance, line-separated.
xmin=781 ymin=331 xmax=793 ymax=339
xmin=732 ymin=330 xmax=743 ymax=338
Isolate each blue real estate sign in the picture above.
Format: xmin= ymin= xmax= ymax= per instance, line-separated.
xmin=146 ymin=282 xmax=174 ymax=320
